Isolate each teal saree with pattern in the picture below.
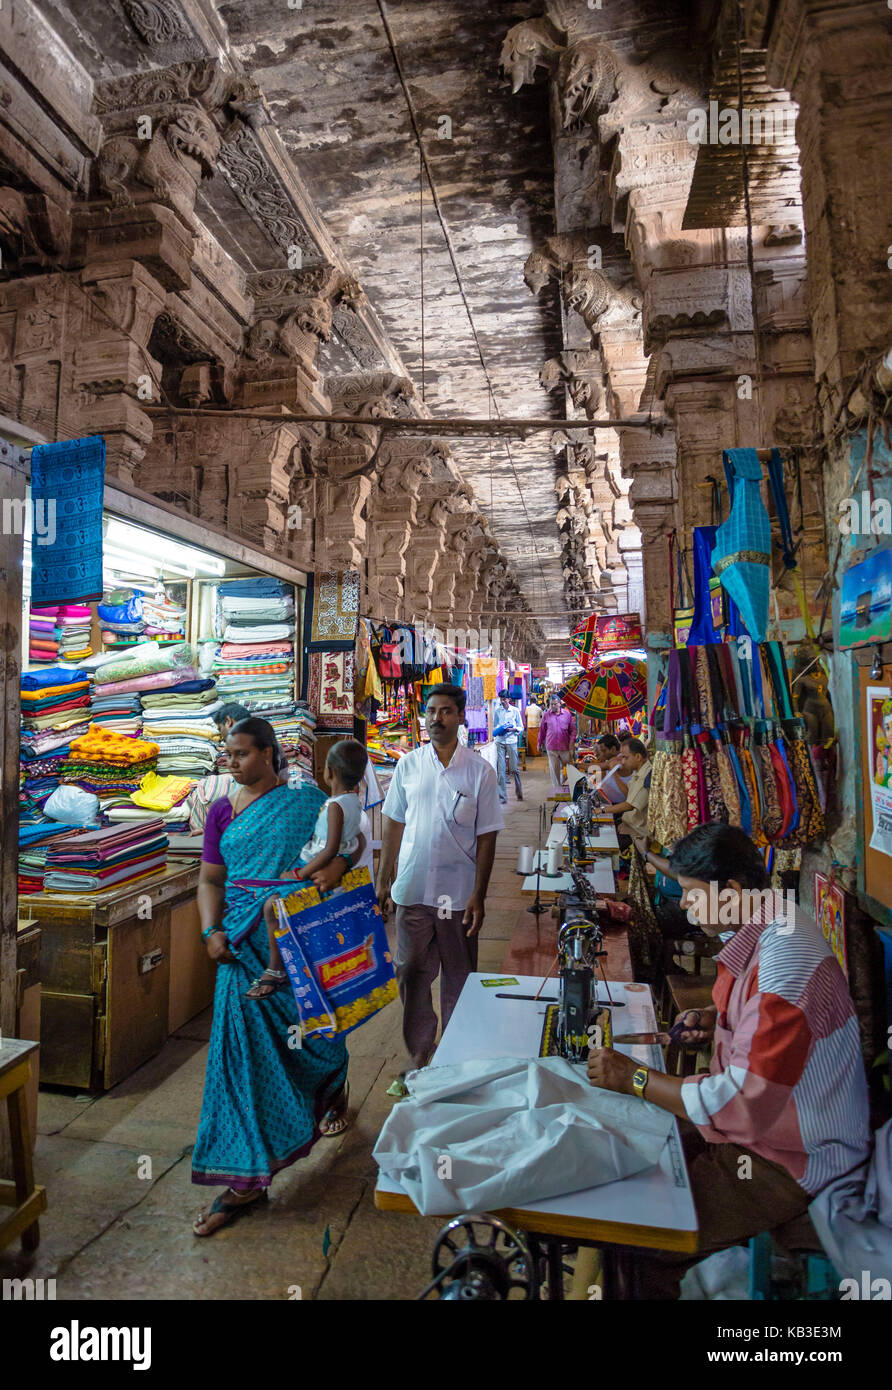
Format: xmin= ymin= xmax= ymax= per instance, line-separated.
xmin=192 ymin=784 xmax=349 ymax=1190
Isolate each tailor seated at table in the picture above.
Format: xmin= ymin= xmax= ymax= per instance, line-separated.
xmin=597 ymin=737 xmax=649 ymax=847
xmin=586 ymin=822 xmax=871 ymax=1299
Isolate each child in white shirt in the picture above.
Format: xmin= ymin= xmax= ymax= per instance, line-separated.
xmin=246 ymin=738 xmax=369 ymax=1000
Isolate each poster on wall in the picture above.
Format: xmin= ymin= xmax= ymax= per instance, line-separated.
xmin=813 ymin=873 xmax=848 ymax=977
xmin=866 ymin=683 xmax=892 ymax=859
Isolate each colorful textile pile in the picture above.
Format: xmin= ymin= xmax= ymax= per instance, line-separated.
xmin=140 ymin=699 xmax=219 ymax=777
xmin=141 ymin=591 xmax=186 ymax=639
xmin=90 ymin=692 xmax=143 ymax=736
xmin=98 ymin=772 xmax=197 ymax=833
xmin=214 ymin=578 xmax=296 ymax=707
xmin=98 ymin=589 xmax=145 ymax=646
xmin=20 ymin=667 xmax=93 ymax=806
xmin=29 ymin=604 xmax=93 ymax=664
xmin=270 ymin=703 xmax=317 ymax=781
xmin=62 ymin=725 xmax=159 ymax=799
xmin=17 ymin=822 xmax=82 ymax=895
xmin=43 ymin=819 xmax=168 ymax=894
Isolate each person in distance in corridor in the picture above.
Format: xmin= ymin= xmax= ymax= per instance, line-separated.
xmin=539 ymin=694 xmax=576 ymax=793
xmin=493 ymin=688 xmax=524 ymax=803
xmin=376 ymin=684 xmax=503 ymax=1095
xmin=585 ymin=822 xmax=871 ymax=1298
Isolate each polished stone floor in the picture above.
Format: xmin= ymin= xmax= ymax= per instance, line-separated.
xmin=0 ymin=757 xmax=553 ymax=1301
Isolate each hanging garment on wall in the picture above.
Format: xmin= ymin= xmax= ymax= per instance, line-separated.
xmin=306 ymin=571 xmax=361 ymax=649
xmin=29 ymin=436 xmax=105 ymax=607
xmin=648 ymin=649 xmax=688 ymax=844
xmin=711 ymin=448 xmax=772 ymax=642
xmin=307 ymin=650 xmax=355 ymax=730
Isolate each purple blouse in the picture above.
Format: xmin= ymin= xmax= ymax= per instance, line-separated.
xmin=201 ymin=796 xmax=235 ymax=866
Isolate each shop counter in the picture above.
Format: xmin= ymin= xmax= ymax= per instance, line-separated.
xmin=17 ymin=864 xmax=212 ymax=1091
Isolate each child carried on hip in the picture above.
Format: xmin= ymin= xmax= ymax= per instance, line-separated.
xmin=246 ymin=738 xmax=369 ymax=1000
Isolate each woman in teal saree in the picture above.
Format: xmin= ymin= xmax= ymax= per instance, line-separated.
xmin=192 ymin=719 xmax=349 ymax=1236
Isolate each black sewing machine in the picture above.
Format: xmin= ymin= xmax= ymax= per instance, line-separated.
xmin=566 ymin=790 xmax=600 ymax=865
xmin=540 ymin=882 xmax=612 ymax=1061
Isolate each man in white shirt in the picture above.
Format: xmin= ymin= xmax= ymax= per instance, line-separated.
xmin=492 ymin=689 xmax=524 ymax=804
xmin=376 ymin=684 xmax=504 ymax=1086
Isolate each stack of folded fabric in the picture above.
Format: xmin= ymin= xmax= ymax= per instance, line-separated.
xmin=100 ymin=770 xmax=196 ymax=834
xmin=271 ymin=702 xmax=317 ymax=781
xmin=89 ymin=691 xmax=143 ymax=736
xmin=18 ymin=822 xmax=83 ymax=895
xmin=61 ymin=726 xmax=159 ymax=802
xmin=43 ymin=819 xmax=168 ymax=894
xmin=29 ymin=605 xmax=61 ymax=663
xmin=141 ymin=590 xmax=186 ymax=642
xmin=98 ymin=589 xmax=145 ymax=649
xmin=20 ymin=667 xmax=93 ymax=806
xmin=214 ymin=577 xmax=296 ymax=710
xmin=139 ymin=714 xmax=219 ymax=778
xmin=54 ymin=604 xmax=94 ymax=663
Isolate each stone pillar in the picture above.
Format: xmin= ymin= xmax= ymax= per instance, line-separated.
xmin=746 ymin=0 xmax=892 ymax=419
xmin=73 ymin=61 xmax=260 ymax=480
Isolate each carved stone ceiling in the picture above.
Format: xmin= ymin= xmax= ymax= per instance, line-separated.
xmin=32 ymin=0 xmax=586 ymax=637
xmin=221 ymin=0 xmax=570 ymax=631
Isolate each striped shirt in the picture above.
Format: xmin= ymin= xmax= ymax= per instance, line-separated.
xmin=682 ymin=903 xmax=870 ymax=1195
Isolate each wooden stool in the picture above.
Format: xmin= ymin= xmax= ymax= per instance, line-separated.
xmin=0 ymin=1039 xmax=46 ymax=1253
xmin=664 ymin=975 xmax=715 ymax=1077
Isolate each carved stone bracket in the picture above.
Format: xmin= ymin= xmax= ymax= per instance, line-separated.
xmin=92 ymin=61 xmax=264 ymax=225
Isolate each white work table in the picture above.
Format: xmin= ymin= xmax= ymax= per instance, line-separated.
xmin=521 ymin=854 xmax=616 ymax=897
xmin=375 ymin=972 xmax=698 ymax=1252
xmin=546 ymin=819 xmax=620 ymax=852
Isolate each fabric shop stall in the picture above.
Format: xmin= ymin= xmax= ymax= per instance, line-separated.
xmin=16 ymin=445 xmax=310 ymax=1089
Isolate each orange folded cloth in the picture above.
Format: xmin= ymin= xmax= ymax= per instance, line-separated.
xmin=21 ymin=681 xmax=90 ymax=702
xmin=69 ymin=725 xmax=160 ymax=765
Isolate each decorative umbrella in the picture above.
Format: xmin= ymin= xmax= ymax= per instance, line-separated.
xmin=569 ymin=614 xmax=600 ymax=672
xmin=559 ymin=655 xmax=647 ymax=722
xmin=570 ymin=613 xmax=645 ymax=670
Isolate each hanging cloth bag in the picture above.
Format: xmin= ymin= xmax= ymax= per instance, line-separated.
xmin=649 ymin=650 xmax=688 ymax=845
xmin=711 ymin=449 xmax=772 ymax=641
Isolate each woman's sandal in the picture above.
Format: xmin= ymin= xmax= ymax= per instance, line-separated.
xmin=245 ymin=969 xmax=289 ymax=1000
xmin=192 ymin=1188 xmax=267 ymax=1237
xmin=320 ymin=1081 xmax=350 ymax=1138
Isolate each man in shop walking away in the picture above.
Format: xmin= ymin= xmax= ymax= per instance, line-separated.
xmin=539 ymin=694 xmax=576 ymax=793
xmin=493 ymin=689 xmax=524 ymax=803
xmin=376 ymin=684 xmax=503 ymax=1096
xmin=586 ymin=822 xmax=871 ymax=1298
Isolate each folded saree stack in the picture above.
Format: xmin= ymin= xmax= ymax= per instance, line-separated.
xmin=43 ymin=818 xmax=169 ymax=893
xmin=61 ymin=725 xmax=159 ymax=800
xmin=18 ymin=821 xmax=83 ymax=894
xmin=28 ymin=604 xmax=94 ymax=665
xmin=214 ymin=578 xmax=296 ymax=709
xmin=20 ymin=666 xmax=93 ymax=808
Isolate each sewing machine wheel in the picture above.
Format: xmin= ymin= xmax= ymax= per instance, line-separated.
xmin=431 ymin=1214 xmax=539 ymax=1300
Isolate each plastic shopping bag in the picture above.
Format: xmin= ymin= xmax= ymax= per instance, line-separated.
xmin=274 ymin=866 xmax=397 ymax=1037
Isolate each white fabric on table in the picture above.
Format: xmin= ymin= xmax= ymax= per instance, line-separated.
xmin=373 ymin=1055 xmax=674 ymax=1216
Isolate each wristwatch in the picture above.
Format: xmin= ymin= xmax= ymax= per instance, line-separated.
xmin=632 ymin=1066 xmax=649 ymax=1099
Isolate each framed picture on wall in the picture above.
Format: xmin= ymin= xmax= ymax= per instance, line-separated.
xmin=814 ymin=873 xmax=848 ymax=977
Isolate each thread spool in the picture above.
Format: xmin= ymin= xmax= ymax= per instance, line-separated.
xmin=546 ymin=845 xmax=561 ymax=876
xmin=517 ymin=846 xmax=534 ymax=875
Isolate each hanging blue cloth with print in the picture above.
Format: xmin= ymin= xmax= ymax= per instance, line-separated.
xmin=711 ymin=449 xmax=771 ymax=642
xmin=30 ymin=435 xmax=105 ymax=607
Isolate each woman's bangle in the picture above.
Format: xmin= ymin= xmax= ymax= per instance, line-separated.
xmin=340 ymin=852 xmax=354 ymax=871
xmin=202 ymin=924 xmax=224 ymax=940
